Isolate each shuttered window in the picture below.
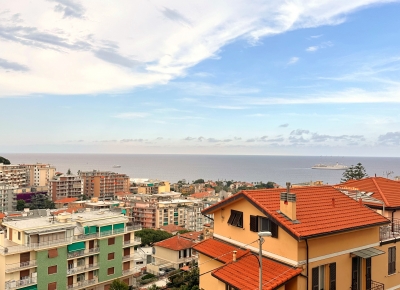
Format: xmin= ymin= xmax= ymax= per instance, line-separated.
xmin=48 ymin=282 xmax=57 ymax=290
xmin=108 ymin=252 xmax=115 ymax=260
xmin=389 ymin=246 xmax=396 ymax=275
xmin=250 ymin=215 xmax=258 ymax=232
xmin=108 ymin=237 xmax=115 ymax=245
xmin=312 ymin=267 xmax=319 ymax=290
xmin=329 ymin=263 xmax=336 ymax=290
xmin=48 ymin=265 xmax=57 ymax=274
xmin=107 ymin=267 xmax=115 ymax=275
xmin=257 ymin=216 xmax=279 ymax=238
xmin=48 ymin=248 xmax=58 ymax=258
xmin=227 ymin=210 xmax=243 ymax=228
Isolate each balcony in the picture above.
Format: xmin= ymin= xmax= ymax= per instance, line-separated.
xmin=5 ymin=260 xmax=37 ymax=273
xmin=67 ymin=247 xmax=99 ymax=259
xmin=123 ymin=237 xmax=142 ymax=247
xmin=67 ymin=263 xmax=99 ymax=275
xmin=122 ymin=253 xmax=136 ymax=261
xmin=368 ymin=280 xmax=385 ymax=290
xmin=380 ymin=219 xmax=400 ymax=242
xmin=5 ymin=276 xmax=37 ymax=290
xmin=122 ymin=267 xmax=140 ymax=275
xmin=0 ymin=238 xmax=72 ymax=255
xmin=67 ymin=278 xmax=97 ymax=290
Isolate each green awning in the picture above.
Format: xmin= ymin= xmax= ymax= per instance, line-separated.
xmin=114 ymin=223 xmax=124 ymax=230
xmin=19 ymin=285 xmax=37 ymax=290
xmin=100 ymin=225 xmax=112 ymax=233
xmin=67 ymin=241 xmax=85 ymax=252
xmin=352 ymin=247 xmax=385 ymax=259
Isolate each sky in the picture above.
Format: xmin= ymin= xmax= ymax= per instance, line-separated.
xmin=1 ymin=0 xmax=400 ymax=156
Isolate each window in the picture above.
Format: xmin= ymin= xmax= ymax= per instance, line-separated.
xmin=48 ymin=248 xmax=58 ymax=258
xmin=312 ymin=264 xmax=336 ymax=290
xmin=77 ymin=273 xmax=85 ymax=282
xmin=48 ymin=282 xmax=57 ymax=290
xmin=108 ymin=237 xmax=115 ymax=245
xmin=107 ymin=267 xmax=115 ymax=275
xmin=249 ymin=215 xmax=278 ymax=238
xmin=18 ymin=232 xmax=21 ymax=240
xmin=227 ymin=210 xmax=243 ymax=228
xmin=389 ymin=246 xmax=396 ymax=275
xmin=108 ymin=252 xmax=115 ymax=260
xmin=225 ymin=285 xmax=238 ymax=290
xmin=48 ymin=265 xmax=57 ymax=274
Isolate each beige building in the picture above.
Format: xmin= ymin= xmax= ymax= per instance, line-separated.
xmin=21 ymin=164 xmax=56 ymax=187
xmin=0 ymin=164 xmax=27 ymax=188
xmin=80 ymin=170 xmax=130 ymax=200
xmin=49 ymin=174 xmax=82 ymax=202
xmin=0 ymin=183 xmax=17 ymax=213
xmin=130 ymin=180 xmax=170 ymax=195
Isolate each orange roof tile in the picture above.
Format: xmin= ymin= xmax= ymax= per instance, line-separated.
xmin=212 ymin=253 xmax=302 ymax=290
xmin=191 ymin=192 xmax=212 ymax=199
xmin=0 ymin=213 xmax=5 ymax=219
xmin=54 ymin=208 xmax=76 ymax=215
xmin=54 ymin=197 xmax=78 ymax=204
xmin=340 ymin=177 xmax=400 ymax=208
xmin=193 ymin=238 xmax=250 ymax=263
xmin=203 ymin=185 xmax=390 ymax=240
xmin=160 ymin=224 xmax=186 ymax=233
xmin=180 ymin=231 xmax=203 ymax=241
xmin=154 ymin=235 xmax=194 ymax=251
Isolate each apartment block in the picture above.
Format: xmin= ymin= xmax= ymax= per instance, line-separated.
xmin=0 ymin=183 xmax=17 ymax=213
xmin=130 ymin=180 xmax=170 ymax=194
xmin=0 ymin=208 xmax=142 ymax=290
xmin=49 ymin=174 xmax=83 ymax=202
xmin=80 ymin=170 xmax=130 ymax=200
xmin=21 ymin=164 xmax=56 ymax=187
xmin=0 ymin=164 xmax=27 ymax=188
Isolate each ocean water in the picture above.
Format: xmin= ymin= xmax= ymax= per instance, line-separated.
xmin=3 ymin=154 xmax=400 ymax=187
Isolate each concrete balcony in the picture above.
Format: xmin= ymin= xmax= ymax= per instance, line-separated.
xmin=5 ymin=276 xmax=37 ymax=290
xmin=67 ymin=263 xmax=99 ymax=275
xmin=122 ymin=267 xmax=140 ymax=275
xmin=67 ymin=278 xmax=98 ymax=290
xmin=123 ymin=237 xmax=141 ymax=247
xmin=67 ymin=247 xmax=99 ymax=259
xmin=5 ymin=260 xmax=37 ymax=273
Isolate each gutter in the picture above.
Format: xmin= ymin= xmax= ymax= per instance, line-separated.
xmin=306 ymin=239 xmax=309 ymax=290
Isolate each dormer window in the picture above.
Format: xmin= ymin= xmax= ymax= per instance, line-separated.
xmin=227 ymin=210 xmax=243 ymax=228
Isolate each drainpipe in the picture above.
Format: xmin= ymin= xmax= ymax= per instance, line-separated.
xmin=306 ymin=239 xmax=309 ymax=290
xmin=392 ymin=210 xmax=396 ymax=233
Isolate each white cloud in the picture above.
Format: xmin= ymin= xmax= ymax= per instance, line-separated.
xmin=0 ymin=0 xmax=396 ymax=97
xmin=287 ymin=56 xmax=299 ymax=65
xmin=306 ymin=41 xmax=333 ymax=52
xmin=306 ymin=46 xmax=319 ymax=52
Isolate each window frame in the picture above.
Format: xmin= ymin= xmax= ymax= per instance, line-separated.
xmin=227 ymin=210 xmax=243 ymax=228
xmin=108 ymin=237 xmax=115 ymax=245
xmin=249 ymin=215 xmax=278 ymax=238
xmin=107 ymin=267 xmax=115 ymax=275
xmin=389 ymin=246 xmax=396 ymax=275
xmin=108 ymin=252 xmax=115 ymax=260
xmin=48 ymin=265 xmax=57 ymax=275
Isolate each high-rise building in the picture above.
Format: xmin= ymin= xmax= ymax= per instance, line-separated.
xmin=80 ymin=170 xmax=130 ymax=200
xmin=21 ymin=164 xmax=56 ymax=187
xmin=0 ymin=182 xmax=17 ymax=213
xmin=0 ymin=164 xmax=27 ymax=188
xmin=49 ymin=174 xmax=82 ymax=202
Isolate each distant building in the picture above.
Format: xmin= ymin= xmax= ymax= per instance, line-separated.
xmin=0 ymin=182 xmax=17 ymax=212
xmin=80 ymin=170 xmax=130 ymax=200
xmin=130 ymin=179 xmax=170 ymax=194
xmin=0 ymin=164 xmax=27 ymax=188
xmin=21 ymin=163 xmax=56 ymax=187
xmin=49 ymin=174 xmax=82 ymax=201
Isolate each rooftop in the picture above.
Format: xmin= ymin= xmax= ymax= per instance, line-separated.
xmin=203 ymin=185 xmax=390 ymax=240
xmin=160 ymin=224 xmax=186 ymax=233
xmin=154 ymin=235 xmax=195 ymax=251
xmin=54 ymin=197 xmax=78 ymax=204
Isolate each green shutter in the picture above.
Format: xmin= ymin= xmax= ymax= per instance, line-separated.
xmin=121 ymin=209 xmax=126 ymax=215
xmin=113 ymin=223 xmax=124 ymax=230
xmin=19 ymin=286 xmax=38 ymax=290
xmin=67 ymin=241 xmax=85 ymax=252
xmin=163 ymin=222 xmax=168 ymax=226
xmin=100 ymin=225 xmax=112 ymax=233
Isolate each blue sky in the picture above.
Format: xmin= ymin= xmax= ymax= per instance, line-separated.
xmin=1 ymin=0 xmax=400 ymax=156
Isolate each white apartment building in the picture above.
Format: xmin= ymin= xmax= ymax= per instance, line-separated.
xmin=0 ymin=182 xmax=17 ymax=213
xmin=0 ymin=164 xmax=27 ymax=188
xmin=21 ymin=164 xmax=56 ymax=187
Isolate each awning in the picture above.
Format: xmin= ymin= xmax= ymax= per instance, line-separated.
xmin=352 ymin=247 xmax=385 ymax=259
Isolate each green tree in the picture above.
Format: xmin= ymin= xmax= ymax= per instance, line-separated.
xmin=135 ymin=229 xmax=173 ymax=246
xmin=341 ymin=163 xmax=368 ymax=182
xmin=16 ymin=199 xmax=26 ymax=211
xmin=0 ymin=156 xmax=11 ymax=164
xmin=193 ymin=179 xmax=204 ymax=184
xmin=148 ymin=285 xmax=160 ymax=290
xmin=67 ymin=168 xmax=72 ymax=175
xmin=109 ymin=279 xmax=129 ymax=290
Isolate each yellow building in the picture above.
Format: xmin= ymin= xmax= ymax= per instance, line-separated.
xmin=21 ymin=164 xmax=56 ymax=187
xmin=195 ymin=183 xmax=393 ymax=290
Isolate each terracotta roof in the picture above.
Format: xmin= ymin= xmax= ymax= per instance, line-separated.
xmin=203 ymin=185 xmax=390 ymax=240
xmin=193 ymin=238 xmax=249 ymax=263
xmin=54 ymin=208 xmax=76 ymax=215
xmin=191 ymin=192 xmax=212 ymax=199
xmin=154 ymin=235 xmax=194 ymax=251
xmin=0 ymin=213 xmax=5 ymax=219
xmin=180 ymin=231 xmax=203 ymax=241
xmin=54 ymin=197 xmax=78 ymax=204
xmin=160 ymin=224 xmax=186 ymax=233
xmin=212 ymin=253 xmax=302 ymax=290
xmin=340 ymin=177 xmax=400 ymax=208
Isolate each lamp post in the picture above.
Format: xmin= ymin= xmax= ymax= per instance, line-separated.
xmin=258 ymin=231 xmax=272 ymax=290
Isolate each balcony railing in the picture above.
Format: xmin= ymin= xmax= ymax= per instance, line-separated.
xmin=5 ymin=277 xmax=37 ymax=290
xmin=368 ymin=279 xmax=385 ymax=290
xmin=123 ymin=267 xmax=140 ymax=275
xmin=0 ymin=238 xmax=73 ymax=255
xmin=380 ymin=219 xmax=400 ymax=241
xmin=67 ymin=278 xmax=97 ymax=290
xmin=123 ymin=237 xmax=142 ymax=247
xmin=5 ymin=260 xmax=37 ymax=273
xmin=123 ymin=253 xmax=136 ymax=261
xmin=67 ymin=263 xmax=99 ymax=275
xmin=67 ymin=247 xmax=99 ymax=258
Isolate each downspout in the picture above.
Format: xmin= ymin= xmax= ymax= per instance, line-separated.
xmin=392 ymin=210 xmax=396 ymax=233
xmin=306 ymin=239 xmax=309 ymax=290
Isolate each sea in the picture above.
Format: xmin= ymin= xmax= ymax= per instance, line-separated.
xmin=3 ymin=154 xmax=400 ymax=187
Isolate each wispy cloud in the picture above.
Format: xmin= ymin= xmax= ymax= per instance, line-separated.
xmin=306 ymin=41 xmax=333 ymax=52
xmin=114 ymin=112 xmax=149 ymax=119
xmin=279 ymin=123 xmax=289 ymax=128
xmin=287 ymin=57 xmax=299 ymax=65
xmin=0 ymin=58 xmax=29 ymax=71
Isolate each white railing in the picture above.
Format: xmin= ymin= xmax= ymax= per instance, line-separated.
xmin=67 ymin=247 xmax=99 ymax=258
xmin=123 ymin=236 xmax=142 ymax=246
xmin=67 ymin=278 xmax=97 ymax=289
xmin=67 ymin=263 xmax=99 ymax=275
xmin=5 ymin=260 xmax=37 ymax=272
xmin=123 ymin=267 xmax=140 ymax=275
xmin=5 ymin=277 xmax=37 ymax=289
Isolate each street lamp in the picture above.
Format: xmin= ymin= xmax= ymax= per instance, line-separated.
xmin=258 ymin=231 xmax=272 ymax=290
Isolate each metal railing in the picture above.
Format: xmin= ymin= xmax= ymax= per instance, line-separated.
xmin=67 ymin=278 xmax=97 ymax=289
xmin=0 ymin=238 xmax=73 ymax=255
xmin=368 ymin=279 xmax=385 ymax=290
xmin=5 ymin=260 xmax=37 ymax=273
xmin=5 ymin=277 xmax=37 ymax=290
xmin=380 ymin=219 xmax=400 ymax=241
xmin=123 ymin=267 xmax=140 ymax=275
xmin=67 ymin=263 xmax=99 ymax=275
xmin=67 ymin=247 xmax=99 ymax=258
xmin=123 ymin=236 xmax=142 ymax=246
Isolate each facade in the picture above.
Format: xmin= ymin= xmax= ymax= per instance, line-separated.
xmin=0 ymin=209 xmax=142 ymax=290
xmin=0 ymin=183 xmax=17 ymax=213
xmin=49 ymin=174 xmax=83 ymax=202
xmin=130 ymin=180 xmax=170 ymax=195
xmin=196 ymin=184 xmax=395 ymax=290
xmin=0 ymin=164 xmax=27 ymax=188
xmin=21 ymin=164 xmax=56 ymax=187
xmin=80 ymin=170 xmax=130 ymax=200
xmin=147 ymin=234 xmax=198 ymax=275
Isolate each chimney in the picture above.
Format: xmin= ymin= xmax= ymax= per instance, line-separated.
xmin=233 ymin=250 xmax=237 ymax=262
xmin=280 ymin=182 xmax=296 ymax=221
